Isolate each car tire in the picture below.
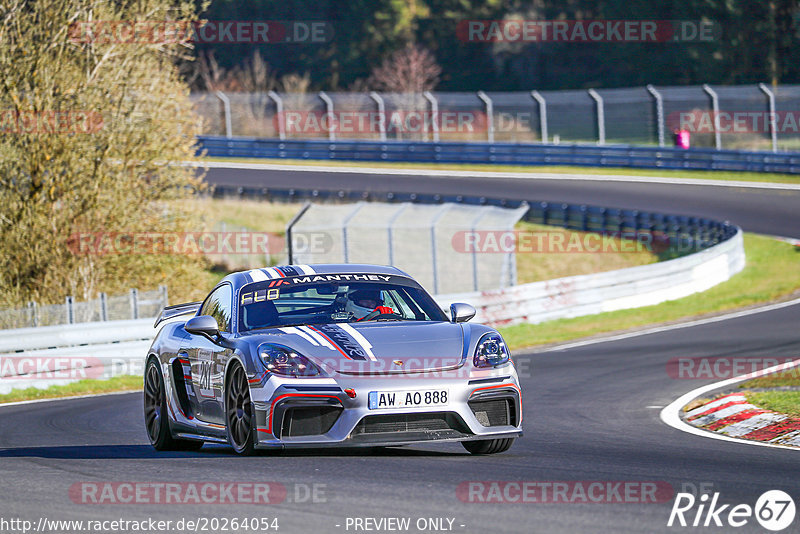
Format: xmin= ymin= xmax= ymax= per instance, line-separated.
xmin=144 ymin=359 xmax=204 ymax=451
xmin=461 ymin=438 xmax=515 ymax=455
xmin=225 ymin=362 xmax=256 ymax=456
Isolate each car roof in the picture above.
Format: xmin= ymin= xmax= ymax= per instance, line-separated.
xmin=219 ymin=264 xmax=413 ymax=290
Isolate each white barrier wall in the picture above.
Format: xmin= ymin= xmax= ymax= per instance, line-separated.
xmin=0 ymin=228 xmax=745 ymax=394
xmin=436 ymin=228 xmax=745 ymax=326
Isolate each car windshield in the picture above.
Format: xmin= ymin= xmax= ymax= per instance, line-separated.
xmin=237 ymin=276 xmax=448 ymax=332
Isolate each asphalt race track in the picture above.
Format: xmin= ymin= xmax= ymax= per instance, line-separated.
xmin=1 ymin=166 xmax=799 ymax=533
xmin=204 ymin=166 xmax=800 ymax=237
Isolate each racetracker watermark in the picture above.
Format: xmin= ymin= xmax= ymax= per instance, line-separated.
xmin=451 ymin=230 xmax=680 ymax=254
xmin=457 ymin=20 xmax=719 ymax=43
xmin=306 ymin=357 xmax=532 ymax=380
xmin=69 ymin=482 xmax=326 ymax=505
xmin=68 ymin=20 xmax=333 ymax=44
xmin=666 ymin=357 xmax=800 ymax=380
xmin=0 ymin=110 xmax=103 ymax=134
xmin=669 ymin=111 xmax=800 ymax=134
xmin=456 ymin=481 xmax=673 ymax=503
xmin=278 ymin=111 xmax=488 ymax=135
xmin=0 ymin=356 xmax=143 ymax=381
xmin=0 ymin=356 xmax=104 ymax=380
xmin=67 ymin=232 xmax=332 ymax=256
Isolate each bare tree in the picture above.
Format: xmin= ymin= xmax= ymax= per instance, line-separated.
xmin=370 ymin=43 xmax=441 ymax=93
xmin=0 ymin=0 xmax=208 ymax=306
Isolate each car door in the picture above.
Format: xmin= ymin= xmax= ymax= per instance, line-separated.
xmin=180 ymin=283 xmax=233 ymax=425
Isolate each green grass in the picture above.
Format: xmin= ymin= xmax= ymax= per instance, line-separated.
xmin=184 ymin=198 xmax=303 ymax=234
xmin=203 ymin=156 xmax=800 ymax=186
xmin=745 ymin=391 xmax=800 ymax=417
xmin=0 ymin=375 xmax=141 ymax=405
xmin=500 ymin=234 xmax=800 ymax=351
xmin=515 ymin=221 xmax=658 ymax=283
xmin=738 ymin=368 xmax=800 ymax=389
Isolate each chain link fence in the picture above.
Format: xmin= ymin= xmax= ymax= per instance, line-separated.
xmin=0 ymin=286 xmax=168 ymax=329
xmin=289 ymin=202 xmax=528 ymax=295
xmin=193 ymin=84 xmax=800 ymax=152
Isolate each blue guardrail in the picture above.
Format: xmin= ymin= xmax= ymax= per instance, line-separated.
xmin=197 ymin=136 xmax=800 ymax=174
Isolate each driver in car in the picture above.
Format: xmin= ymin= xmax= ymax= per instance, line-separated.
xmin=345 ymin=289 xmax=395 ymax=321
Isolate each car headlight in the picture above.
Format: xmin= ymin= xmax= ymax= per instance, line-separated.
xmin=473 ymin=334 xmax=510 ymax=368
xmin=258 ymin=344 xmax=322 ymax=377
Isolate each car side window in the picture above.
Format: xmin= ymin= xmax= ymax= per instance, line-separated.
xmin=200 ymin=284 xmax=233 ymax=333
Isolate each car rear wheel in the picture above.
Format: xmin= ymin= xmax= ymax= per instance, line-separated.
xmin=226 ymin=362 xmax=256 ymax=456
xmin=461 ymin=438 xmax=515 ymax=455
xmin=144 ymin=359 xmax=204 ymax=451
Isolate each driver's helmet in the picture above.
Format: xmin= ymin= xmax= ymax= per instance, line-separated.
xmin=345 ymin=289 xmax=382 ymax=319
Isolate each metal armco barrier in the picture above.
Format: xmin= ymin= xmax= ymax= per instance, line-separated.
xmin=198 ymin=136 xmax=800 ymax=174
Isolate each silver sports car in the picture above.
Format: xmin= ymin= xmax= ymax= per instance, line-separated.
xmin=144 ymin=264 xmax=522 ymax=455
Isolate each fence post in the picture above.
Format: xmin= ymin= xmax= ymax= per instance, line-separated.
xmin=319 ymin=91 xmax=335 ymax=142
xmin=267 ymin=91 xmax=286 ymax=141
xmin=646 ymin=84 xmax=665 ymax=147
xmin=758 ymin=83 xmax=778 ymax=153
xmin=387 ymin=203 xmax=411 ymax=266
xmin=130 ymin=289 xmax=139 ymax=320
xmin=702 ymin=84 xmax=722 ymax=150
xmin=423 ymin=91 xmax=439 ymax=142
xmin=28 ymin=301 xmax=38 ymax=327
xmin=214 ymin=91 xmax=232 ymax=139
xmin=159 ymin=285 xmax=169 ymax=308
xmin=369 ymin=92 xmax=387 ymax=142
xmin=469 ymin=209 xmax=491 ymax=291
xmin=430 ymin=204 xmax=451 ymax=295
xmin=531 ymin=91 xmax=548 ymax=143
xmin=100 ymin=292 xmax=108 ymax=321
xmin=65 ymin=296 xmax=74 ymax=324
xmin=341 ymin=203 xmax=365 ymax=263
xmin=477 ymin=91 xmax=494 ymax=143
xmin=285 ymin=201 xmax=311 ymax=264
xmin=588 ymin=89 xmax=606 ymax=145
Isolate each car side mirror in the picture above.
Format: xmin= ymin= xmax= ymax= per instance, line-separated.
xmin=185 ymin=315 xmax=220 ymax=339
xmin=450 ymin=303 xmax=476 ymax=323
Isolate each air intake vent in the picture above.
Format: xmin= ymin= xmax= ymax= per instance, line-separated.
xmin=468 ymin=398 xmax=513 ymax=427
xmin=352 ymin=412 xmax=470 ymax=438
xmin=281 ymin=406 xmax=341 ymax=437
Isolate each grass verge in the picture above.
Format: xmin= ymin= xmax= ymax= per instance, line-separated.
xmin=0 ymin=375 xmax=141 ymax=405
xmin=203 ymin=157 xmax=800 ymax=186
xmin=743 ymin=391 xmax=800 ymax=417
xmin=500 ymin=234 xmax=800 ymax=351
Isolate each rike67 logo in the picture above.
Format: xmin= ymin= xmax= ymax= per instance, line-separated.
xmin=668 ymin=490 xmax=796 ymax=531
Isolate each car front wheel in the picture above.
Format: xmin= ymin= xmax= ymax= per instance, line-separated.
xmin=226 ymin=362 xmax=256 ymax=456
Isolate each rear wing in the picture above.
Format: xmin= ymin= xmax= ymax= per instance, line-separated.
xmin=154 ymin=302 xmax=202 ymax=328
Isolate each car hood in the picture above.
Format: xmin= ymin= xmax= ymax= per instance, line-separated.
xmin=244 ymin=321 xmax=466 ymax=375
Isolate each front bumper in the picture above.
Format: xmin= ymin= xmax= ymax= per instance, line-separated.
xmin=250 ymin=370 xmax=523 ymax=449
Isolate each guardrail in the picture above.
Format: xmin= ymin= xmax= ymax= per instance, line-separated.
xmin=198 ymin=136 xmax=800 ymax=174
xmin=0 ymin=318 xmax=157 ymax=395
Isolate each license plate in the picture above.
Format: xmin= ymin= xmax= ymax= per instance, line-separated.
xmin=368 ymin=389 xmax=449 ymax=410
